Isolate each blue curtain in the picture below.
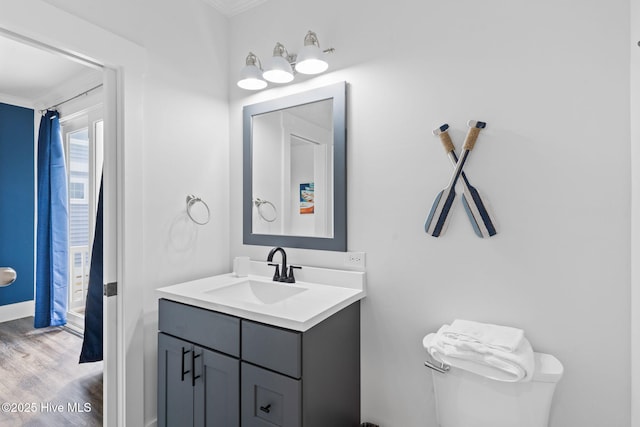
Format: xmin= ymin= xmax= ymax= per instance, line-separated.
xmin=80 ymin=177 xmax=103 ymax=363
xmin=35 ymin=110 xmax=68 ymax=328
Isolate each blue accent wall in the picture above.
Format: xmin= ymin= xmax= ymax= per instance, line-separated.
xmin=0 ymin=103 xmax=35 ymax=306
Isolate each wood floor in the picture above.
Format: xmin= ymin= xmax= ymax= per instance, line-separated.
xmin=0 ymin=317 xmax=102 ymax=426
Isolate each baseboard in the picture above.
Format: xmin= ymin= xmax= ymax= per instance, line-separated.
xmin=0 ymin=300 xmax=34 ymax=323
xmin=66 ymin=311 xmax=85 ymax=333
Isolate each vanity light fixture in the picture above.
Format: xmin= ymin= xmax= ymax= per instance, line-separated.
xmin=237 ymin=52 xmax=268 ymax=90
xmin=262 ymin=42 xmax=295 ymax=83
xmin=295 ymin=31 xmax=332 ymax=74
xmin=237 ymin=30 xmax=334 ymax=91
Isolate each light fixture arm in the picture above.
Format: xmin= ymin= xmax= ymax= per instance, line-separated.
xmin=303 ymin=31 xmax=319 ymax=47
xmin=245 ymin=51 xmax=262 ymax=68
xmin=272 ymin=42 xmax=297 ymax=65
xmin=303 ymin=31 xmax=335 ymax=54
xmin=271 ymin=44 xmax=334 ymax=69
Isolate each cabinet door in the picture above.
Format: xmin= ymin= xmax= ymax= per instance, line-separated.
xmin=241 ymin=362 xmax=301 ymax=427
xmin=193 ymin=346 xmax=240 ymax=427
xmin=158 ymin=333 xmax=194 ymax=427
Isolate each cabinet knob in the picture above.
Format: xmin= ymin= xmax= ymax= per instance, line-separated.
xmin=259 ymin=404 xmax=271 ymax=414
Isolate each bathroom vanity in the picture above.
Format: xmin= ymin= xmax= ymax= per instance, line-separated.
xmin=156 ymin=261 xmax=365 ymax=427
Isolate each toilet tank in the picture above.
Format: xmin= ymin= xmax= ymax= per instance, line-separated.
xmin=432 ymin=352 xmax=563 ymax=427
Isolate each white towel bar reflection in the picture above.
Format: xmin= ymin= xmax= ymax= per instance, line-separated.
xmin=254 ymin=198 xmax=277 ymax=222
xmin=186 ymin=195 xmax=210 ymax=225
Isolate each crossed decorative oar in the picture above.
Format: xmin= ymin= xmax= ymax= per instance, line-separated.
xmin=425 ymin=120 xmax=497 ymax=238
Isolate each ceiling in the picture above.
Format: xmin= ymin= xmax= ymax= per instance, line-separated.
xmin=0 ymin=0 xmax=267 ymax=104
xmin=0 ymin=35 xmax=98 ymax=103
xmin=202 ymin=0 xmax=268 ymax=16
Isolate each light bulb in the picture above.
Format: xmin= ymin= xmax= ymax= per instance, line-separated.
xmin=295 ymin=44 xmax=328 ymax=74
xmin=295 ymin=31 xmax=330 ymax=74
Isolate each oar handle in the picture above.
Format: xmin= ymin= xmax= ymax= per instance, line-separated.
xmin=437 ymin=131 xmax=455 ymax=153
xmin=463 ymin=127 xmax=481 ymax=151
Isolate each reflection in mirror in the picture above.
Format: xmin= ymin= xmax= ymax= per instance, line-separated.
xmin=243 ymin=82 xmax=346 ymax=251
xmin=252 ymin=98 xmax=333 ymax=238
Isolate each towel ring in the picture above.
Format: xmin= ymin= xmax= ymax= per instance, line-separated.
xmin=254 ymin=198 xmax=277 ymax=222
xmin=186 ymin=195 xmax=210 ymax=225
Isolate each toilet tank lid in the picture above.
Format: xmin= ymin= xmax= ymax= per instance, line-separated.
xmin=533 ymin=352 xmax=564 ymax=383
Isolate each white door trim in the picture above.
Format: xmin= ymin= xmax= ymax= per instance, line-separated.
xmin=102 ymin=66 xmax=119 ymax=427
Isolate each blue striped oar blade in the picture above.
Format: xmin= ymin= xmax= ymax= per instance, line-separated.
xmin=467 ymin=184 xmax=497 ymax=236
xmin=424 ymin=191 xmax=443 ymax=233
xmin=432 ymin=189 xmax=456 ymax=237
xmin=461 ymin=195 xmax=482 ymax=237
xmin=425 ymin=188 xmax=456 ymax=237
xmin=451 ymin=152 xmax=497 ymax=238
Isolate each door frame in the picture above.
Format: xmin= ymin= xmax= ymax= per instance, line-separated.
xmin=0 ymin=2 xmax=146 ymax=425
xmin=0 ymin=33 xmax=121 ymax=426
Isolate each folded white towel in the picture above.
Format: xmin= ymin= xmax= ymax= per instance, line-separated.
xmin=442 ymin=319 xmax=525 ymax=353
xmin=423 ymin=326 xmax=535 ymax=382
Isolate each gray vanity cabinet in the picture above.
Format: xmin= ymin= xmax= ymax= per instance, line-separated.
xmin=158 ymin=299 xmax=240 ymax=427
xmin=158 ymin=298 xmax=360 ymax=427
xmin=158 ymin=333 xmax=240 ymax=427
xmin=157 ymin=333 xmax=197 ymax=426
xmin=194 ymin=346 xmax=240 ymax=426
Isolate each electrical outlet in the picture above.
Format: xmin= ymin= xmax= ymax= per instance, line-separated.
xmin=344 ymin=252 xmax=365 ymax=267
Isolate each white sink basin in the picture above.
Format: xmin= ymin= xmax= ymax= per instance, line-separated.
xmin=205 ymin=279 xmax=307 ymax=305
xmin=156 ymin=261 xmax=365 ymax=331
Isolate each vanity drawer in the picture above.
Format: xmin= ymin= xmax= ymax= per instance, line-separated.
xmin=242 ymin=320 xmax=301 ymax=378
xmin=158 ymin=299 xmax=240 ymax=357
xmin=241 ymin=362 xmax=301 ymax=427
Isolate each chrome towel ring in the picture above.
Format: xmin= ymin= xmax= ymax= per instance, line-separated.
xmin=186 ymin=195 xmax=210 ymax=225
xmin=254 ymin=198 xmax=277 ymax=222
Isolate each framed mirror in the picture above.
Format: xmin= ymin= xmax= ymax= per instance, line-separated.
xmin=243 ymin=81 xmax=346 ymax=251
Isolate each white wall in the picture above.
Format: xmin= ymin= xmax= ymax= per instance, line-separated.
xmin=137 ymin=4 xmax=230 ymax=422
xmin=229 ymin=0 xmax=631 ymax=426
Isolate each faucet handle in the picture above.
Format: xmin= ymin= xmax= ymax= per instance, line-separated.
xmin=286 ymin=265 xmax=302 ymax=283
xmin=268 ymin=263 xmax=281 ymax=281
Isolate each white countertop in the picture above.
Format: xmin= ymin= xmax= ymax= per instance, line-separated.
xmin=156 ymin=262 xmax=366 ymax=331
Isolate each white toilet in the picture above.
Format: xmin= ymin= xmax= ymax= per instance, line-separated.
xmin=430 ymin=352 xmax=563 ymax=427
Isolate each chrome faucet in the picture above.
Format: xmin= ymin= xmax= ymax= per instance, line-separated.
xmin=266 ymin=247 xmax=301 ymax=283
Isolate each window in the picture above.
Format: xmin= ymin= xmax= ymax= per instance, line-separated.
xmin=69 ymin=178 xmax=88 ymax=203
xmin=61 ymin=106 xmax=104 ymax=329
